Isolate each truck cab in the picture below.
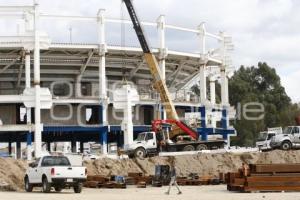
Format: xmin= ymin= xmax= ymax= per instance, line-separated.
xmin=256 ymin=131 xmax=276 ymax=151
xmin=124 ymin=132 xmax=158 ymax=158
xmin=270 ymin=126 xmax=300 ymax=150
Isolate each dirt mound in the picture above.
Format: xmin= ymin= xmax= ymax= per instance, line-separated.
xmin=85 ymin=150 xmax=300 ymax=177
xmin=0 ymin=158 xmax=27 ymax=191
xmin=1 ymin=150 xmax=300 ymax=191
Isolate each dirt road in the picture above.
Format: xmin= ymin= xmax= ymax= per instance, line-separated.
xmin=1 ymin=185 xmax=300 ymax=200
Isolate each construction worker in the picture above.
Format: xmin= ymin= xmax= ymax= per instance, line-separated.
xmin=165 ymin=160 xmax=182 ymax=195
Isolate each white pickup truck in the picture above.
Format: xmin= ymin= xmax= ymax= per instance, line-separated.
xmin=24 ymin=155 xmax=87 ymax=193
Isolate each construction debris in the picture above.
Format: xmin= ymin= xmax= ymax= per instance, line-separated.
xmin=227 ymin=163 xmax=300 ymax=192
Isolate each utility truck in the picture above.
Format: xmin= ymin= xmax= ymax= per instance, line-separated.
xmin=270 ymin=126 xmax=300 ymax=150
xmin=122 ymin=0 xmax=227 ymax=158
xmin=256 ymin=127 xmax=282 ymax=151
xmin=24 ymin=155 xmax=87 ymax=193
xmin=125 ymin=119 xmax=225 ymax=158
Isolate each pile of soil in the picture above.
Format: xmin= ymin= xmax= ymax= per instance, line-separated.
xmin=85 ymin=150 xmax=300 ymax=177
xmin=0 ymin=158 xmax=27 ymax=191
xmin=2 ymin=150 xmax=300 ymax=191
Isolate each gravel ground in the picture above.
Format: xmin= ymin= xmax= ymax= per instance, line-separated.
xmin=1 ymin=185 xmax=300 ymax=200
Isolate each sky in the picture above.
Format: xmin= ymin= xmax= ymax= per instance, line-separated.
xmin=0 ymin=0 xmax=300 ymax=102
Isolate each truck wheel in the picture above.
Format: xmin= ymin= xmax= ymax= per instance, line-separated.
xmin=74 ymin=183 xmax=83 ymax=193
xmin=54 ymin=186 xmax=63 ymax=192
xmin=42 ymin=177 xmax=51 ymax=193
xmin=183 ymin=145 xmax=195 ymax=151
xmin=134 ymin=147 xmax=146 ymax=159
xmin=281 ymin=141 xmax=292 ymax=150
xmin=196 ymin=144 xmax=208 ymax=151
xmin=24 ymin=176 xmax=33 ymax=192
xmin=128 ymin=154 xmax=134 ymax=159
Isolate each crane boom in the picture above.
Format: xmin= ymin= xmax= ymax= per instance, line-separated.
xmin=123 ymin=0 xmax=199 ymax=140
xmin=123 ymin=0 xmax=178 ymax=120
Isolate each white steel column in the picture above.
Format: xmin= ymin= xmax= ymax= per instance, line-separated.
xmin=199 ymin=65 xmax=206 ymax=104
xmin=198 ymin=23 xmax=207 ymax=104
xmin=75 ymin=75 xmax=82 ymax=98
xmin=97 ymin=9 xmax=107 ymax=155
xmin=25 ymin=51 xmax=32 ymax=160
xmin=33 ymin=2 xmax=42 ymax=158
xmin=219 ymin=32 xmax=229 ymax=106
xmin=123 ymin=85 xmax=134 ymax=146
xmin=209 ymin=77 xmax=216 ymax=105
xmin=157 ymin=15 xmax=167 ymax=119
xmin=220 ymin=67 xmax=229 ymax=106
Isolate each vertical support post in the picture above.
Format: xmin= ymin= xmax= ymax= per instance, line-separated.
xmin=75 ymin=75 xmax=82 ymax=98
xmin=221 ymin=67 xmax=229 ymax=106
xmin=122 ymin=85 xmax=134 ymax=146
xmin=199 ymin=65 xmax=206 ymax=104
xmin=25 ymin=50 xmax=32 ymax=160
xmin=16 ymin=140 xmax=21 ymax=159
xmin=157 ymin=15 xmax=167 ymax=119
xmin=33 ymin=2 xmax=42 ymax=158
xmin=221 ymin=109 xmax=229 ymax=145
xmin=26 ymin=133 xmax=32 ymax=158
xmin=63 ymin=142 xmax=69 ymax=153
xmin=97 ymin=9 xmax=108 ymax=155
xmin=198 ymin=22 xmax=207 ymax=105
xmin=80 ymin=142 xmax=84 ymax=153
xmin=47 ymin=142 xmax=51 ymax=152
xmin=199 ymin=106 xmax=206 ymax=128
xmin=101 ymin=128 xmax=108 ymax=154
xmin=219 ymin=32 xmax=229 ymax=107
xmin=221 ymin=109 xmax=228 ymax=129
xmin=71 ymin=136 xmax=76 ymax=153
xmin=209 ymin=76 xmax=216 ymax=128
xmin=8 ymin=141 xmax=12 ymax=155
xmin=209 ymin=77 xmax=216 ymax=105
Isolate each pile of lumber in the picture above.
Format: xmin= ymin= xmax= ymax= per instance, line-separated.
xmin=84 ymin=172 xmax=221 ymax=188
xmin=84 ymin=173 xmax=152 ymax=189
xmin=227 ymin=163 xmax=300 ymax=192
xmin=84 ymin=175 xmax=126 ymax=189
xmin=126 ymin=172 xmax=153 ymax=186
xmin=177 ymin=173 xmax=220 ymax=186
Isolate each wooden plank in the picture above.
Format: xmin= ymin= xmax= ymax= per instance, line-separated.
xmin=247 ymin=176 xmax=300 ymax=182
xmin=250 ymin=173 xmax=300 ymax=177
xmin=244 ymin=185 xmax=300 ymax=192
xmin=250 ymin=164 xmax=300 ymax=173
xmin=233 ymin=178 xmax=245 ymax=185
xmin=247 ymin=181 xmax=300 ymax=187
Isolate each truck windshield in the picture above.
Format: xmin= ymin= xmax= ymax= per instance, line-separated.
xmin=257 ymin=132 xmax=268 ymax=141
xmin=136 ymin=133 xmax=146 ymax=141
xmin=41 ymin=156 xmax=71 ymax=167
xmin=283 ymin=127 xmax=293 ymax=134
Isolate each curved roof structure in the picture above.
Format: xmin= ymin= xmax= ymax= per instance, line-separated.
xmin=0 ymin=5 xmax=233 ymax=99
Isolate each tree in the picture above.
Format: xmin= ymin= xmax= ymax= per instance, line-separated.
xmin=229 ymin=62 xmax=300 ymax=146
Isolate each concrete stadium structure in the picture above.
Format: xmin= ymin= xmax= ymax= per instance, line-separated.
xmin=0 ymin=3 xmax=236 ymax=160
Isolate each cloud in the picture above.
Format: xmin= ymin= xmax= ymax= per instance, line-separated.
xmin=0 ymin=0 xmax=299 ymax=101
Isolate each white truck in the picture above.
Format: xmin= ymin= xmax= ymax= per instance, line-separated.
xmin=24 ymin=155 xmax=87 ymax=193
xmin=256 ymin=127 xmax=282 ymax=151
xmin=124 ymin=131 xmax=225 ymax=158
xmin=270 ymin=126 xmax=300 ymax=150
